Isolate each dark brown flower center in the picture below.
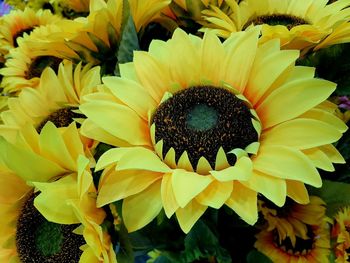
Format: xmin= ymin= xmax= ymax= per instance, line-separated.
xmin=244 ymin=14 xmax=308 ymax=30
xmin=152 ymin=86 xmax=258 ymax=169
xmin=36 ymin=107 xmax=83 ymax=132
xmin=16 ymin=192 xmax=85 ymax=263
xmin=27 ymin=56 xmax=62 ymax=79
xmin=273 ymin=226 xmax=315 ymax=255
xmin=13 ymin=27 xmax=34 ymax=47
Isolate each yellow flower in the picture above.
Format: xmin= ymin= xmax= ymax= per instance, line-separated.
xmin=0 ymin=60 xmax=101 ymax=142
xmin=164 ymin=0 xmax=226 ymax=28
xmin=80 ymin=28 xmax=346 ymax=233
xmin=65 ymin=0 xmax=170 ymax=71
xmin=332 ymin=207 xmax=350 ymax=263
xmin=255 ymin=220 xmax=331 ymax=263
xmin=0 ymin=8 xmax=61 ymax=58
xmin=0 ymin=122 xmax=115 ymax=262
xmin=55 ymin=0 xmax=91 ymax=18
xmin=201 ymin=0 xmax=350 ymax=52
xmin=259 ymin=196 xmax=326 ymax=247
xmin=0 ymin=19 xmax=85 ymax=93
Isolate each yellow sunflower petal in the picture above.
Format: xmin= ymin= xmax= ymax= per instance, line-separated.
xmin=242 ymin=170 xmax=287 ymax=207
xmin=161 ymin=173 xmax=179 ymax=218
xmin=226 ymin=182 xmax=258 ymax=225
xmin=176 ymin=199 xmax=207 ymax=233
xmin=33 ymin=175 xmax=79 ymax=224
xmin=171 ymin=169 xmax=213 ymax=208
xmin=196 ymin=180 xmax=233 ymax=209
xmin=116 ymin=147 xmax=171 ymax=173
xmin=257 ymin=78 xmax=336 ymax=128
xmin=103 ymin=76 xmax=157 ymax=120
xmin=80 ymin=101 xmax=151 ymax=146
xmin=1 ymin=137 xmax=66 ymax=182
xmin=39 ymin=122 xmax=76 ymax=171
xmin=210 ymin=156 xmax=253 ymax=182
xmin=253 ymin=145 xmax=321 ymax=187
xmin=286 ymin=180 xmax=310 ymax=204
xmin=123 ymin=180 xmax=162 ymax=232
xmin=261 ymin=118 xmax=343 ymax=150
xmin=80 ymin=119 xmax=130 ymax=148
xmin=97 ymin=169 xmax=162 ymax=207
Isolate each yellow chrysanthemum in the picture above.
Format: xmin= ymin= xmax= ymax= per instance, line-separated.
xmin=201 ymin=0 xmax=350 ymax=51
xmin=0 ymin=122 xmax=115 ymax=262
xmin=332 ymin=206 xmax=350 ymax=263
xmin=259 ymin=196 xmax=326 ymax=247
xmin=80 ymin=28 xmax=346 ymax=233
xmin=0 ymin=8 xmax=61 ymax=58
xmin=255 ymin=220 xmax=331 ymax=263
xmin=64 ymin=0 xmax=170 ymax=72
xmin=0 ymin=60 xmax=101 ymax=142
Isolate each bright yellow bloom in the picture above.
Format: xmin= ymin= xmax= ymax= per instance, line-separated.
xmin=0 ymin=8 xmax=61 ymax=58
xmin=0 ymin=123 xmax=116 ymax=262
xmin=259 ymin=196 xmax=326 ymax=247
xmin=332 ymin=207 xmax=350 ymax=263
xmin=0 ymin=60 xmax=101 ymax=142
xmin=255 ymin=220 xmax=331 ymax=263
xmin=80 ymin=28 xmax=346 ymax=233
xmin=201 ymin=0 xmax=350 ymax=52
xmin=64 ymin=0 xmax=170 ymax=70
xmin=0 ymin=19 xmax=84 ymax=93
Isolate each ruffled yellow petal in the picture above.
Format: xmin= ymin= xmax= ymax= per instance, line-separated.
xmin=33 ymin=175 xmax=79 ymax=224
xmin=210 ymin=156 xmax=253 ymax=182
xmin=226 ymin=182 xmax=258 ymax=225
xmin=123 ymin=180 xmax=162 ymax=232
xmin=161 ymin=173 xmax=179 ymax=218
xmin=286 ymin=180 xmax=310 ymax=205
xmin=171 ymin=169 xmax=213 ymax=208
xmin=252 ymin=145 xmax=321 ymax=187
xmin=196 ymin=180 xmax=233 ymax=209
xmin=242 ymin=170 xmax=286 ymax=207
xmin=80 ymin=101 xmax=151 ymax=146
xmin=116 ymin=147 xmax=171 ymax=173
xmin=245 ymin=45 xmax=299 ymax=105
xmin=1 ymin=137 xmax=66 ymax=182
xmin=261 ymin=118 xmax=343 ymax=150
xmin=176 ymin=199 xmax=207 ymax=233
xmin=97 ymin=169 xmax=162 ymax=207
xmin=257 ymin=78 xmax=336 ymax=128
xmin=103 ymin=76 xmax=157 ymax=120
xmin=222 ymin=27 xmax=259 ymax=92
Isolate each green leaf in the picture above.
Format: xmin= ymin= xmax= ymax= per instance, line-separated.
xmin=115 ymin=0 xmax=140 ymax=76
xmin=308 ymin=180 xmax=350 ymax=216
xmin=117 ymin=14 xmax=140 ymax=64
xmin=246 ymin=250 xmax=273 ymax=263
xmin=182 ymin=220 xmax=231 ymax=263
xmin=116 ymin=223 xmax=134 ymax=263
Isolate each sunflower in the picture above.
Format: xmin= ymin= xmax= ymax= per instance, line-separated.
xmin=0 ymin=122 xmax=115 ymax=263
xmin=65 ymin=0 xmax=170 ymax=74
xmin=255 ymin=219 xmax=331 ymax=263
xmin=0 ymin=60 xmax=101 ymax=143
xmin=201 ymin=0 xmax=350 ymax=52
xmin=54 ymin=0 xmax=91 ymax=19
xmin=332 ymin=206 xmax=350 ymax=263
xmin=0 ymin=25 xmax=84 ymax=94
xmin=163 ymin=0 xmax=227 ymax=31
xmin=80 ymin=28 xmax=346 ymax=233
xmin=259 ymin=196 xmax=326 ymax=247
xmin=0 ymin=8 xmax=61 ymax=58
